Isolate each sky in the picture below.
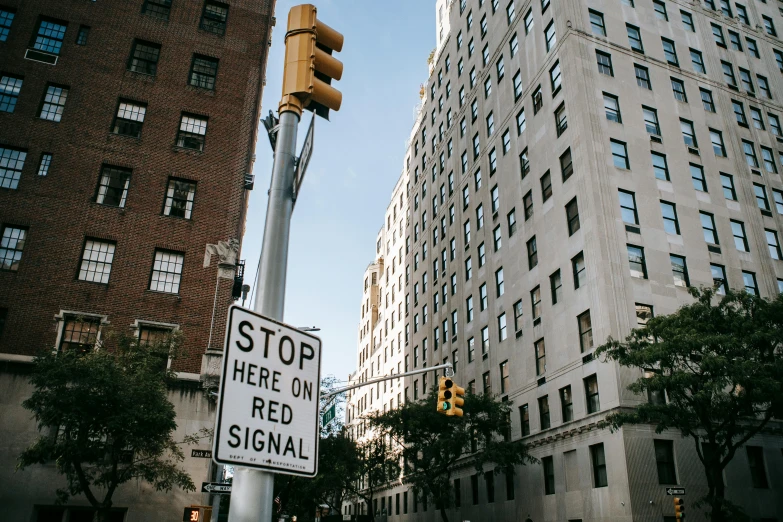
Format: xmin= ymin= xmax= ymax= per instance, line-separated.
xmin=241 ymin=1 xmax=436 ymax=383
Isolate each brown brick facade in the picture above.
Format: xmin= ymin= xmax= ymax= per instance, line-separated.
xmin=0 ymin=0 xmax=275 ymax=373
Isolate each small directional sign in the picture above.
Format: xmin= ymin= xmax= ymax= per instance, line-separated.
xmin=201 ymin=482 xmax=232 ymax=494
xmin=322 ymin=404 xmax=336 ymax=426
xmin=191 ymin=449 xmax=212 ymax=458
xmin=665 ymin=487 xmax=685 ymax=495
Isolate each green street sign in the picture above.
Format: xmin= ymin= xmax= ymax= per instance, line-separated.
xmin=322 ymin=404 xmax=336 ymax=426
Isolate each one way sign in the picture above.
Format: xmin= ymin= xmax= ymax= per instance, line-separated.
xmin=665 ymin=487 xmax=685 ymax=495
xmin=201 ymin=482 xmax=232 ymax=494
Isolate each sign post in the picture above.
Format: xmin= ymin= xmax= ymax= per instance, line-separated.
xmin=213 ymin=306 xmax=322 ymax=477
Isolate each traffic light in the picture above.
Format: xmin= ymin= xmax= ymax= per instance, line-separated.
xmin=437 ymin=377 xmax=466 ymax=417
xmin=281 ymin=4 xmax=344 ymax=119
xmin=674 ymin=497 xmax=685 ymax=519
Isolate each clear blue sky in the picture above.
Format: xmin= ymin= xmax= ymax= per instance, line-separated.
xmin=242 ymin=1 xmax=435 ymax=382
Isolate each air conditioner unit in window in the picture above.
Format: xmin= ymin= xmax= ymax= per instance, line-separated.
xmin=688 ymin=147 xmax=700 ymax=156
xmin=25 ymin=49 xmax=58 ymax=65
xmin=650 ymin=134 xmax=663 ymax=143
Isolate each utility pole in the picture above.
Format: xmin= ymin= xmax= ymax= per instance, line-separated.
xmin=226 ymin=5 xmax=344 ymax=522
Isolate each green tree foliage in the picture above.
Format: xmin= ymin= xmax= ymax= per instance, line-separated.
xmin=368 ymin=388 xmax=534 ymax=522
xmin=17 ymin=331 xmax=199 ymax=522
xmin=596 ymin=288 xmax=783 ymax=522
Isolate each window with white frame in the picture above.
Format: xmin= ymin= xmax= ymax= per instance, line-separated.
xmin=176 ymin=113 xmax=208 ymax=151
xmin=78 ymin=239 xmax=116 ymax=284
xmin=96 ymin=165 xmax=131 ymax=207
xmin=150 ymin=250 xmax=184 ymax=293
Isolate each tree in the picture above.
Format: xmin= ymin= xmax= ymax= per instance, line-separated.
xmin=344 ymin=436 xmax=395 ymax=521
xmin=368 ymin=388 xmax=534 ymax=522
xmin=596 ymin=288 xmax=783 ymax=522
xmin=17 ymin=331 xmax=199 ymax=522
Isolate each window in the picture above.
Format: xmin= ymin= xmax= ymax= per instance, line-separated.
xmin=618 ymin=190 xmax=639 ymax=226
xmin=480 ymin=14 xmax=488 ymax=38
xmin=572 ymin=251 xmax=586 ymax=288
xmin=542 ymin=455 xmax=555 ymax=494
xmin=59 ymin=316 xmax=100 ymax=353
xmin=539 ymin=395 xmax=551 ymax=429
xmin=627 ymin=244 xmax=647 ymax=278
xmin=775 ymin=190 xmax=783 ymax=214
xmin=713 ymin=24 xmax=727 ymax=47
xmin=481 ymin=327 xmax=490 ymax=358
xmin=76 ymin=25 xmax=89 ymax=45
xmin=743 ymin=271 xmax=758 ymax=295
xmin=767 ymin=230 xmax=782 ymax=260
xmin=611 ymin=140 xmax=629 ymax=169
xmin=750 ymin=107 xmax=764 ymax=130
xmin=0 ymin=8 xmax=14 ymax=42
xmin=544 ymin=21 xmax=557 ymax=51
xmin=493 ymin=225 xmax=502 ymax=251
xmin=498 ymin=314 xmax=507 ymax=342
xmin=681 ymin=10 xmax=694 ymax=31
xmin=603 ymin=93 xmax=621 ymax=122
xmin=541 ymin=171 xmax=552 ymax=201
xmin=579 ymin=310 xmax=593 ymax=352
xmin=596 ymin=51 xmax=613 ymax=76
xmin=520 ymin=149 xmax=530 ymax=178
xmin=763 ymin=15 xmax=776 ymax=37
xmin=680 ymin=119 xmax=696 ymax=147
xmin=497 ymin=56 xmax=505 ymax=81
xmin=728 ymin=30 xmax=742 ymax=51
xmin=510 ymin=34 xmax=519 ymax=56
xmin=652 ymin=152 xmax=670 ymax=180
xmin=523 ymin=191 xmax=534 ymax=221
xmin=164 ymin=178 xmax=196 ymax=219
xmin=700 ymin=88 xmax=715 ymax=112
xmin=33 ymin=18 xmax=67 ymax=54
xmin=535 ymin=338 xmax=546 ymax=375
xmin=584 ymin=374 xmax=600 ymax=413
xmin=642 ymin=106 xmax=660 ymax=135
xmin=495 ymin=268 xmax=504 ymax=296
xmin=112 ymin=100 xmax=146 ymax=138
xmin=37 ymin=153 xmax=51 ymax=176
xmin=711 ymin=264 xmax=728 ymax=294
xmin=524 ymin=9 xmax=534 ymax=34
xmin=710 ymin=130 xmax=726 ymax=157
xmin=769 ymin=114 xmax=781 ymax=136
xmin=466 ymin=296 xmax=474 ymax=322
xmin=555 ymin=103 xmax=567 ymax=136
xmin=590 ymin=10 xmax=606 ymax=36
xmin=470 ymin=98 xmax=478 ymax=121
xmin=142 ymin=0 xmax=172 ymax=20
xmin=742 ymin=140 xmax=758 ymax=167
xmin=654 ymin=0 xmax=668 ymax=20
xmin=731 ymin=220 xmax=749 ymax=251
xmin=472 ymin=133 xmax=481 ymax=159
xmin=733 ymin=100 xmax=748 ymax=126
xmin=482 ymin=370 xmax=491 ymax=394
xmin=150 ymin=250 xmax=184 ymax=293
xmin=761 ymin=147 xmax=777 ymax=174
xmin=627 ymin=24 xmax=643 ymax=52
xmin=560 ymin=386 xmax=573 ymax=421
xmin=39 ymin=84 xmax=68 ymax=122
xmin=747 ymin=446 xmax=769 ymax=488
xmin=550 ymin=61 xmax=561 ymax=93
xmin=721 ymin=173 xmax=737 ymax=200
xmin=690 ymin=49 xmax=705 ymax=73
xmin=566 ymin=198 xmax=580 ymax=235
xmin=700 ymin=212 xmax=718 ymax=245
xmin=177 ymin=114 xmax=208 ymax=151
xmin=722 ymin=61 xmax=737 ymax=88
xmin=464 ymin=220 xmax=471 ymax=244
xmin=190 ymin=55 xmax=219 ymax=90
xmin=747 ymin=38 xmax=759 ymax=58
xmin=670 ymin=254 xmax=689 ymax=287
xmin=484 ymin=76 xmax=492 ymax=98
xmin=533 ymin=86 xmax=543 ymax=113
xmin=0 ymin=75 xmax=22 ymax=113
xmin=96 ymin=165 xmax=131 ymax=207
xmin=527 ymin=236 xmax=538 ymax=269
xmin=654 ymin=440 xmax=678 ymax=484
xmin=660 ymin=201 xmax=680 ymax=234
xmin=507 ymin=209 xmax=517 ymax=236
xmin=671 ymin=78 xmax=687 ymax=102
xmin=758 ymin=76 xmax=771 ymax=99
xmin=739 ymin=68 xmax=754 ymax=94
xmin=736 ymin=3 xmax=749 ymax=24
xmin=635 ymin=64 xmax=651 ymax=89
xmin=0 ymin=226 xmax=26 ymax=271
xmin=690 ymin=164 xmax=707 ymax=192
xmin=0 ymin=146 xmax=26 ymax=190
xmin=531 ymin=286 xmax=542 ymax=323
xmin=590 ymin=443 xmax=609 ymax=488
xmin=128 ymin=40 xmax=161 ymax=76
xmin=78 ymin=239 xmax=116 ymax=284
xmin=548 ymin=270 xmax=562 ymax=305
xmin=662 ymin=38 xmax=678 ymax=65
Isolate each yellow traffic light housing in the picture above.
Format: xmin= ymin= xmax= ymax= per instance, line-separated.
xmin=437 ymin=377 xmax=466 ymax=417
xmin=674 ymin=497 xmax=685 ymax=519
xmin=281 ymin=4 xmax=344 ymax=118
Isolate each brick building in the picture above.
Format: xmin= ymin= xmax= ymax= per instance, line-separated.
xmin=0 ymin=1 xmax=275 ymax=520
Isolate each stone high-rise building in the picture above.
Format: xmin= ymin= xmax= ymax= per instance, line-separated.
xmin=0 ymin=1 xmax=275 ymax=520
xmin=345 ymin=0 xmax=783 ymax=520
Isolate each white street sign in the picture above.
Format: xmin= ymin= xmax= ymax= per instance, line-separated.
xmin=213 ymin=306 xmax=322 ymax=477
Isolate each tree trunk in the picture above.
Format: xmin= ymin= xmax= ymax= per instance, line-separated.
xmin=706 ymin=463 xmax=727 ymax=522
xmin=438 ymin=504 xmax=450 ymax=522
xmin=93 ymin=507 xmax=111 ymax=522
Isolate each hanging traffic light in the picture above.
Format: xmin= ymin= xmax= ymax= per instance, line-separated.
xmin=674 ymin=497 xmax=685 ymax=520
xmin=437 ymin=377 xmax=466 ymax=417
xmin=280 ymin=4 xmax=344 ymax=119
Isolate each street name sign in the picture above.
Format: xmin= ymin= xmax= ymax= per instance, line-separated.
xmin=322 ymin=404 xmax=336 ymax=426
xmin=201 ymin=482 xmax=232 ymax=494
xmin=213 ymin=305 xmax=322 ymax=477
xmin=665 ymin=487 xmax=686 ymax=495
xmin=191 ymin=449 xmax=212 ymax=458
xmin=293 ymin=116 xmax=314 ymax=203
